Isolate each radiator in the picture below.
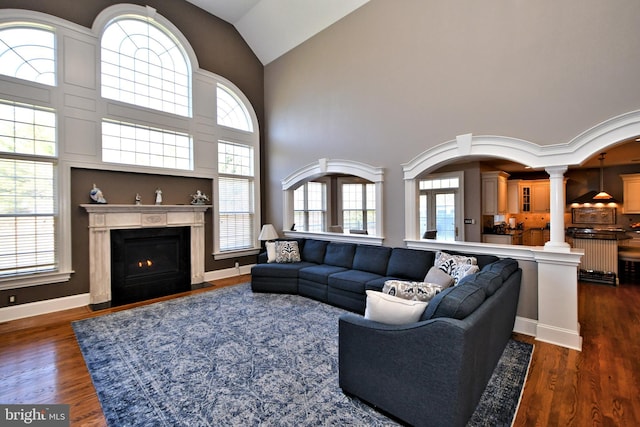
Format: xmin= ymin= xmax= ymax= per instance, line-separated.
xmin=573 ymin=238 xmax=619 ymax=285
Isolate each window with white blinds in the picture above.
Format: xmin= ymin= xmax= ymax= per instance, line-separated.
xmin=341 ymin=181 xmax=376 ymax=233
xmin=0 ymin=100 xmax=57 ymax=277
xmin=293 ymin=181 xmax=326 ymax=232
xmin=218 ymin=141 xmax=255 ymax=252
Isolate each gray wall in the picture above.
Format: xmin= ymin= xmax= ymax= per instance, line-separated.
xmin=264 ymin=0 xmax=640 ymax=247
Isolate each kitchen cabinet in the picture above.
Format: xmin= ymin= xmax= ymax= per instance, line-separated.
xmin=621 ymin=174 xmax=640 ymax=213
xmin=522 ymin=228 xmax=549 ymax=246
xmin=482 ymin=171 xmax=509 ymax=215
xmin=520 ymin=180 xmax=550 ymax=213
xmin=507 ymin=180 xmax=520 ymax=213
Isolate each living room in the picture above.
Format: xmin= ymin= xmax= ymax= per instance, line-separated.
xmin=1 ymin=0 xmax=639 ymax=425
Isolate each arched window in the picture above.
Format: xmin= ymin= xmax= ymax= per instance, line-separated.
xmin=101 ymin=18 xmax=190 ymax=116
xmin=0 ymin=25 xmax=55 ymax=86
xmin=99 ymin=15 xmax=193 ymax=171
xmin=217 ymin=83 xmax=253 ymax=132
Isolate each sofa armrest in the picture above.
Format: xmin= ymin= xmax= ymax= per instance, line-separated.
xmin=338 ymin=313 xmax=478 ymax=427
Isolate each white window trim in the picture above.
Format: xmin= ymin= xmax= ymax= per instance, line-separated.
xmin=282 ymin=158 xmax=384 ymax=244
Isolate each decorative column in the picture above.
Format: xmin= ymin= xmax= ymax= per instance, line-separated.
xmin=545 ymin=166 xmax=570 ymax=251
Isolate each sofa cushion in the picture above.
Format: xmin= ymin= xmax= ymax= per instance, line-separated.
xmin=329 ymin=269 xmax=383 ymax=293
xmin=352 ymin=245 xmax=392 ymax=276
xmin=299 ymin=264 xmax=348 ymax=284
xmin=481 ymin=258 xmax=519 ymax=281
xmin=459 ymin=270 xmax=502 ymax=296
xmin=421 ymin=283 xmax=486 ymax=320
xmin=382 ymin=280 xmax=444 ymax=302
xmin=324 ymin=242 xmax=357 ymax=268
xmin=386 ymin=248 xmax=435 ymax=281
xmin=424 ymin=266 xmax=455 ymax=288
xmin=302 ymin=239 xmax=329 ymax=264
xmin=364 ymin=290 xmax=428 ymax=325
xmin=252 ymin=261 xmax=315 ymax=278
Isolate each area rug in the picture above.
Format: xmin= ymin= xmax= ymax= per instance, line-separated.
xmin=73 ymin=283 xmax=533 ymax=426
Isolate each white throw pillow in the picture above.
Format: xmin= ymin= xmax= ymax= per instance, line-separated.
xmin=364 ymin=290 xmax=428 ymax=325
xmin=266 ymin=241 xmax=277 ymax=263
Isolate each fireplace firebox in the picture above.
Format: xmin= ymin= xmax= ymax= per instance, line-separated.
xmin=111 ymin=227 xmax=191 ymax=306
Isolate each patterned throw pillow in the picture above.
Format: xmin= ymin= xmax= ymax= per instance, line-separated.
xmin=382 ymin=280 xmax=444 ymax=302
xmin=274 ymin=241 xmax=301 ymax=263
xmin=434 ymin=251 xmax=478 ymax=284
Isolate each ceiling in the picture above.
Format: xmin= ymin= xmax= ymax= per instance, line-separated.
xmin=184 ymin=0 xmax=370 ymax=65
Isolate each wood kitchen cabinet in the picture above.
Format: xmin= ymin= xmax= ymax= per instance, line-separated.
xmin=522 ymin=228 xmax=549 ymax=246
xmin=482 ymin=171 xmax=509 ymax=215
xmin=621 ymin=174 xmax=640 ymax=213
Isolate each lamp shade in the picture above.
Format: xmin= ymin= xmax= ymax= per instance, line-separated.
xmin=258 ymin=224 xmax=279 ymax=241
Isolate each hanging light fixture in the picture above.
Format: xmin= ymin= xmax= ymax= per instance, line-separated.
xmin=592 ymin=152 xmax=615 ymax=201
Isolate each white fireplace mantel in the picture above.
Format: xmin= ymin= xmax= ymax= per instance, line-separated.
xmin=81 ymin=204 xmax=209 ymax=306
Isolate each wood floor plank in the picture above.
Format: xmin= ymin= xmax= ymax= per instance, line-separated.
xmin=1 ymin=275 xmax=639 ymax=426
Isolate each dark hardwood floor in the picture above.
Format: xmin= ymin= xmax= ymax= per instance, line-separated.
xmin=1 ymin=274 xmax=639 ymax=426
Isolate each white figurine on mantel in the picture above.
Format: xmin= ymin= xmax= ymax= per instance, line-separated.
xmin=90 ymin=184 xmax=107 ymax=204
xmin=190 ymin=190 xmax=210 ymax=205
xmin=155 ymin=188 xmax=162 ymax=205
xmin=135 ymin=193 xmax=141 ymax=205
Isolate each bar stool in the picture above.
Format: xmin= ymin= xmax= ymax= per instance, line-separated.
xmin=618 ymin=247 xmax=640 ymax=279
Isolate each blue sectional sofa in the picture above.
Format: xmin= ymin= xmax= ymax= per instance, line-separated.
xmin=250 ymin=238 xmax=522 ymax=427
xmin=251 ymin=238 xmax=501 ymax=313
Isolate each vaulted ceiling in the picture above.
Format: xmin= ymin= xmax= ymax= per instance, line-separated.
xmin=184 ymin=0 xmax=369 ymax=65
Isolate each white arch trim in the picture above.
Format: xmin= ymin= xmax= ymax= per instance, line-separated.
xmin=282 ymin=158 xmax=384 ymax=190
xmin=403 ymin=109 xmax=640 ymax=180
xmin=281 ymin=158 xmax=385 ymax=241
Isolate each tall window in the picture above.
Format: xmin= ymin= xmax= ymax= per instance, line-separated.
xmin=341 ymin=180 xmax=375 ymax=233
xmin=0 ymin=100 xmax=57 ymax=277
xmin=100 ymin=16 xmax=193 ymax=170
xmin=218 ymin=141 xmax=254 ymax=251
xmin=294 ymin=181 xmax=326 ymax=232
xmin=0 ymin=25 xmax=55 ymax=86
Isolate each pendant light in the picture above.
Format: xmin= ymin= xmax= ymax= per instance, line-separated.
xmin=592 ymin=152 xmax=615 ymax=201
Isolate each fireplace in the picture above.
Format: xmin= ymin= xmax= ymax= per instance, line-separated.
xmin=111 ymin=227 xmax=191 ymax=306
xmin=82 ymin=204 xmax=208 ymax=308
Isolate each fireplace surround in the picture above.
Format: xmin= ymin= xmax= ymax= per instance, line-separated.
xmin=81 ymin=204 xmax=208 ymax=308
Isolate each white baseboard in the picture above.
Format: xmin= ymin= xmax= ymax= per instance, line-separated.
xmin=1 ymin=265 xmax=255 ymax=323
xmin=0 ymin=293 xmax=90 ymax=323
xmin=536 ymin=322 xmax=583 ymax=351
xmin=204 ymin=264 xmax=254 ymax=282
xmin=513 ymin=315 xmax=537 ymax=337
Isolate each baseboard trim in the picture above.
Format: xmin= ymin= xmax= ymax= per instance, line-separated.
xmin=536 ymin=322 xmax=583 ymax=351
xmin=0 ymin=293 xmax=90 ymax=323
xmin=513 ymin=316 xmax=537 ymax=337
xmin=204 ymin=264 xmax=254 ymax=281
